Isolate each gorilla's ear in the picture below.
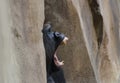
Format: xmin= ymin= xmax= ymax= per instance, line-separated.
xmin=42 ymin=24 xmax=52 ymax=33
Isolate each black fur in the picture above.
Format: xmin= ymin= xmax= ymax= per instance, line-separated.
xmin=42 ymin=24 xmax=66 ymax=83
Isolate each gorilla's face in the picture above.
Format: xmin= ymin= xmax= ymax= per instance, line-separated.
xmin=42 ymin=23 xmax=68 ymax=75
xmin=53 ymin=35 xmax=68 ymax=67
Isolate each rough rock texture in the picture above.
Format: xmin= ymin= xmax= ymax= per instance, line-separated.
xmin=45 ymin=0 xmax=120 ymax=83
xmin=72 ymin=0 xmax=120 ymax=83
xmin=45 ymin=0 xmax=96 ymax=83
xmin=0 ymin=0 xmax=46 ymax=83
xmin=0 ymin=0 xmax=120 ymax=83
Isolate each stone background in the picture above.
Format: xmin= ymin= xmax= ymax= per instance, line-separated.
xmin=0 ymin=0 xmax=120 ymax=83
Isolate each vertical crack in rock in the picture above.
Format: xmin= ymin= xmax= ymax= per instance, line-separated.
xmin=88 ymin=0 xmax=103 ymax=49
xmin=44 ymin=0 xmax=97 ymax=83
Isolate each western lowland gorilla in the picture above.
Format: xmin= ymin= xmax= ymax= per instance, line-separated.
xmin=42 ymin=23 xmax=68 ymax=83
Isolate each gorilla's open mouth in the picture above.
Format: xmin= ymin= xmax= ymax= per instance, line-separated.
xmin=53 ymin=37 xmax=68 ymax=67
xmin=54 ymin=50 xmax=64 ymax=67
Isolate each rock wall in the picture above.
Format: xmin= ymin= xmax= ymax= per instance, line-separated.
xmin=0 ymin=0 xmax=46 ymax=83
xmin=0 ymin=0 xmax=120 ymax=83
xmin=45 ymin=0 xmax=120 ymax=83
xmin=72 ymin=0 xmax=120 ymax=83
xmin=45 ymin=0 xmax=96 ymax=83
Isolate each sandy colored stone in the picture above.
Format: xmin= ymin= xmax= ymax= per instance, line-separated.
xmin=0 ymin=0 xmax=46 ymax=83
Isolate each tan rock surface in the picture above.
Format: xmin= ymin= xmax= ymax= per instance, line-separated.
xmin=45 ymin=0 xmax=120 ymax=83
xmin=0 ymin=0 xmax=120 ymax=83
xmin=45 ymin=0 xmax=96 ymax=83
xmin=0 ymin=0 xmax=46 ymax=83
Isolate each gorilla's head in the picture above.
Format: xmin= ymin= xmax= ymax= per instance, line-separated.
xmin=42 ymin=23 xmax=68 ymax=76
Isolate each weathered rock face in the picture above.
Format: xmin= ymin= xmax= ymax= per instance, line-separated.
xmin=71 ymin=0 xmax=120 ymax=83
xmin=45 ymin=0 xmax=96 ymax=83
xmin=0 ymin=0 xmax=120 ymax=83
xmin=45 ymin=0 xmax=120 ymax=83
xmin=0 ymin=0 xmax=46 ymax=83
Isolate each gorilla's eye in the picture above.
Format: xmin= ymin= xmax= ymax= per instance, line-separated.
xmin=54 ymin=32 xmax=60 ymax=38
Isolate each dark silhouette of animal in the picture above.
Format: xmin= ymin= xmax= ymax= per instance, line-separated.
xmin=42 ymin=23 xmax=68 ymax=83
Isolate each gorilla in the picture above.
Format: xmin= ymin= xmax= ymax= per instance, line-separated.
xmin=42 ymin=23 xmax=68 ymax=83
